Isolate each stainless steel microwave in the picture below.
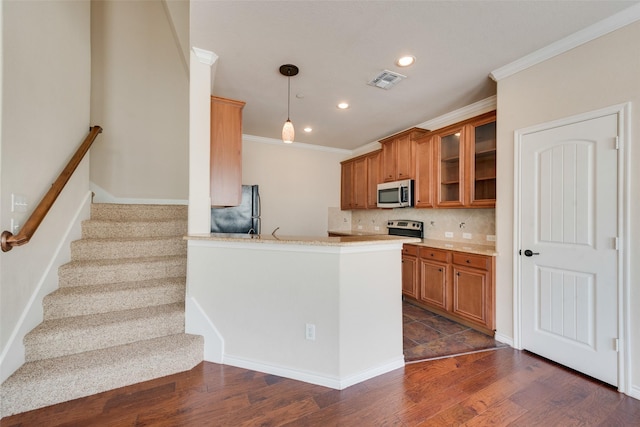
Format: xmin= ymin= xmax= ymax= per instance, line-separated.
xmin=377 ymin=179 xmax=414 ymax=208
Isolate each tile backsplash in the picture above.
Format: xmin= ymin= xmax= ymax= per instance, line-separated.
xmin=329 ymin=207 xmax=495 ymax=245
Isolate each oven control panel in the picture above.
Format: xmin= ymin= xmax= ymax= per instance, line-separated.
xmin=387 ymin=220 xmax=424 ymax=238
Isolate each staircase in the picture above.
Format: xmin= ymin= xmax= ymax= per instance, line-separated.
xmin=0 ymin=203 xmax=203 ymax=417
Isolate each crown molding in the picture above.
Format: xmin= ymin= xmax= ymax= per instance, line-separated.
xmin=490 ymin=3 xmax=640 ymax=81
xmin=243 ymin=134 xmax=352 ymax=155
xmin=348 ymin=95 xmax=497 ymax=157
xmin=351 ymin=141 xmax=382 ymax=157
xmin=192 ymin=47 xmax=218 ymax=66
xmin=416 ymin=95 xmax=497 ymax=132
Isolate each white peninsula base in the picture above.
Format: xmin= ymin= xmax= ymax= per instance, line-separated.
xmin=185 ymin=234 xmax=418 ymax=389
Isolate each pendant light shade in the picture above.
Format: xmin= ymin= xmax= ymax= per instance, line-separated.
xmin=282 ymin=119 xmax=294 ymax=144
xmin=279 ymin=64 xmax=299 ymax=144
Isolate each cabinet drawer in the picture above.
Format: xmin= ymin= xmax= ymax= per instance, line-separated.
xmin=419 ymin=247 xmax=449 ymax=262
xmin=452 ymin=252 xmax=490 ymax=270
xmin=402 ymin=244 xmax=418 ymax=257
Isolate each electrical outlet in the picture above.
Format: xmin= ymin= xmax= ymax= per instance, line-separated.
xmin=486 ymin=235 xmax=496 ymax=242
xmin=11 ymin=218 xmax=20 ymax=233
xmin=374 ymin=226 xmax=380 ymax=231
xmin=357 ymin=225 xmax=363 ymax=230
xmin=463 ymin=233 xmax=472 ymax=239
xmin=445 ymin=231 xmax=453 ymax=238
xmin=305 ymin=323 xmax=316 ymax=341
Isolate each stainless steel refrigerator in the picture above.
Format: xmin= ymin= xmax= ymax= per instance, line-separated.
xmin=210 ymin=185 xmax=260 ymax=234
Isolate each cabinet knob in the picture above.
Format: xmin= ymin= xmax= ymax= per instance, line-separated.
xmin=466 ymin=259 xmax=470 ymax=263
xmin=438 ymin=268 xmax=442 ymax=272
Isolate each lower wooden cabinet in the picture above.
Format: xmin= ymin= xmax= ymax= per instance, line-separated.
xmin=401 ymin=244 xmax=418 ymax=299
xmin=403 ymin=244 xmax=495 ymax=334
xmin=418 ymin=248 xmax=449 ymax=311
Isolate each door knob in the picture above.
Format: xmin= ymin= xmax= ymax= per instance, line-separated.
xmin=523 ymin=249 xmax=539 ymax=257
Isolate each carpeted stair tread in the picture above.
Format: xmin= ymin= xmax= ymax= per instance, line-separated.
xmin=58 ymin=255 xmax=186 ymax=287
xmin=81 ymin=218 xmax=187 ymax=239
xmin=71 ymin=236 xmax=187 ymax=260
xmin=43 ymin=277 xmax=186 ymax=319
xmin=25 ymin=303 xmax=185 ymax=361
xmin=0 ymin=333 xmax=203 ymax=417
xmin=1 ymin=203 xmax=203 ymax=418
xmin=90 ymin=203 xmax=187 ymax=221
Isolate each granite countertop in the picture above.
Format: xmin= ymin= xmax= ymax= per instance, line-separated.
xmin=328 ymin=230 xmax=497 ymax=256
xmin=186 ymin=233 xmax=421 ymax=247
xmin=411 ymin=239 xmax=497 ymax=256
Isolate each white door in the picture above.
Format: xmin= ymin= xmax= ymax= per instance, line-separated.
xmin=520 ymin=113 xmax=619 ymax=386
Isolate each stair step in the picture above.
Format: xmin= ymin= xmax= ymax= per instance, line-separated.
xmin=71 ymin=236 xmax=187 ymax=260
xmin=0 ymin=333 xmax=203 ymax=417
xmin=43 ymin=277 xmax=186 ymax=320
xmin=91 ymin=203 xmax=187 ymax=221
xmin=25 ymin=303 xmax=185 ymax=362
xmin=58 ymin=256 xmax=186 ymax=287
xmin=81 ymin=218 xmax=187 ymax=239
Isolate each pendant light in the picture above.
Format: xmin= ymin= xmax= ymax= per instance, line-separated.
xmin=279 ymin=64 xmax=299 ymax=144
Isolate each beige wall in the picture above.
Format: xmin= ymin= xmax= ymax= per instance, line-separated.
xmin=0 ymin=0 xmax=91 ymax=378
xmin=495 ymin=21 xmax=640 ymax=392
xmin=90 ymin=0 xmax=189 ymax=201
xmin=242 ymin=138 xmax=347 ymax=236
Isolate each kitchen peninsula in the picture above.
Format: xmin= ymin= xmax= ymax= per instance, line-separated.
xmin=184 ymin=233 xmax=419 ymax=390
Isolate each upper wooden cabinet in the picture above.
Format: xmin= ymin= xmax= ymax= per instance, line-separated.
xmin=366 ymin=150 xmax=382 ymax=209
xmin=414 ymin=133 xmax=434 ymax=208
xmin=434 ymin=111 xmax=496 ymax=208
xmin=338 ymin=111 xmax=495 ymax=210
xmin=341 ymin=150 xmax=381 ymax=210
xmin=210 ymin=96 xmax=245 ymax=207
xmin=469 ymin=115 xmax=497 ymax=207
xmin=380 ymin=128 xmax=428 ymax=182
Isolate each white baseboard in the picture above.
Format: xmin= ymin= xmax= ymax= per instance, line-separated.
xmin=185 ymin=296 xmax=224 ymax=363
xmin=90 ymin=182 xmax=187 ymax=205
xmin=629 ymin=384 xmax=640 ymax=401
xmin=0 ymin=191 xmax=91 ymax=384
xmin=494 ymin=332 xmax=514 ymax=347
xmin=222 ymin=354 xmax=405 ymax=390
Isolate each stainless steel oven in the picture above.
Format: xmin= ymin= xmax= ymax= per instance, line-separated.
xmin=386 ymin=220 xmax=423 ymax=238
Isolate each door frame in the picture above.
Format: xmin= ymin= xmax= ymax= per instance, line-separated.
xmin=512 ymin=103 xmax=631 ymax=394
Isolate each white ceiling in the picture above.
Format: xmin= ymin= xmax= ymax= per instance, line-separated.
xmin=191 ymin=1 xmax=638 ymax=151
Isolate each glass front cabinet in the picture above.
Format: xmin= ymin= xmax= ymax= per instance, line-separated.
xmin=435 ymin=111 xmax=496 ymax=208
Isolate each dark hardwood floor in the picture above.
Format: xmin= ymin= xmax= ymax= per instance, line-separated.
xmin=3 ymin=348 xmax=639 ymax=426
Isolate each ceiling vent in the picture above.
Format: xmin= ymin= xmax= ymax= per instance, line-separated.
xmin=367 ymin=70 xmax=406 ymax=90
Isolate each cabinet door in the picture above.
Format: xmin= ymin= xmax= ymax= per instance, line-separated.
xmin=402 ymin=255 xmax=418 ymax=299
xmin=469 ymin=116 xmax=496 ymax=207
xmin=340 ymin=161 xmax=353 ymax=210
xmin=452 ymin=266 xmax=492 ymax=329
xmin=352 ymin=157 xmax=367 ymax=209
xmin=366 ymin=151 xmax=382 ymax=208
xmin=395 ymin=135 xmax=414 ymax=180
xmin=381 ymin=140 xmax=397 ymax=182
xmin=415 ymin=136 xmax=433 ymax=208
xmin=210 ymin=96 xmax=245 ymax=206
xmin=419 ymin=260 xmax=448 ymax=311
xmin=435 ymin=126 xmax=465 ymax=207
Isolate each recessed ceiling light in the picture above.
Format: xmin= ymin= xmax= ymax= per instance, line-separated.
xmin=304 ymin=127 xmax=312 ymax=133
xmin=337 ymin=102 xmax=349 ymax=109
xmin=396 ymin=55 xmax=416 ymax=67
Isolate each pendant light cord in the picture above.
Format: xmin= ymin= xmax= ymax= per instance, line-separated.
xmin=287 ymin=74 xmax=291 ymax=121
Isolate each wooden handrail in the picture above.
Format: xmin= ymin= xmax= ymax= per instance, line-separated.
xmin=1 ymin=126 xmax=103 ymax=252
